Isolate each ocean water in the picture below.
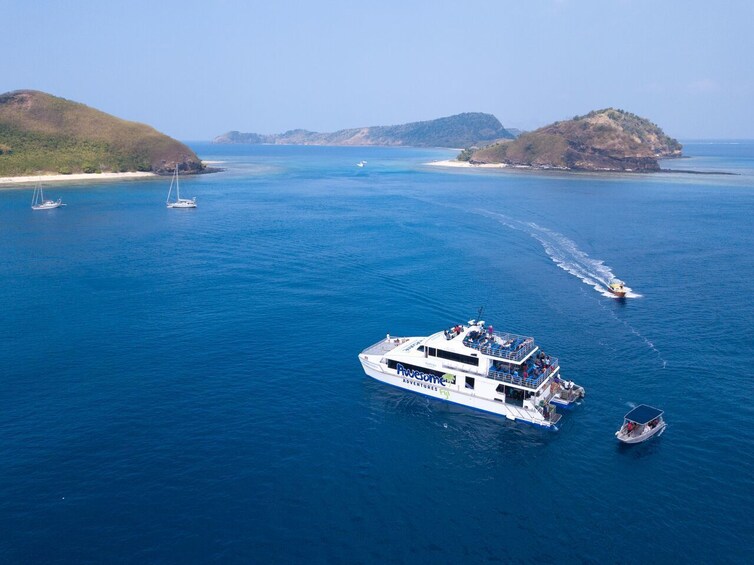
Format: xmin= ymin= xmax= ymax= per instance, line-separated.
xmin=1 ymin=142 xmax=753 ymax=563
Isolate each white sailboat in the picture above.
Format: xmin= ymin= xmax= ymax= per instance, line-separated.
xmin=31 ymin=185 xmax=64 ymax=210
xmin=166 ymin=167 xmax=196 ymax=209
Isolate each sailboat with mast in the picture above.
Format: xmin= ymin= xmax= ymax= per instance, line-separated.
xmin=31 ymin=185 xmax=65 ymax=210
xmin=166 ymin=166 xmax=196 ymax=209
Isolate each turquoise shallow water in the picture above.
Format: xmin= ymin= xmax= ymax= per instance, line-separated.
xmin=1 ymin=142 xmax=753 ymax=563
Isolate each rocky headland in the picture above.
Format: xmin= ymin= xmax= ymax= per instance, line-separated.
xmin=462 ymin=109 xmax=682 ymax=172
xmin=0 ymin=90 xmax=205 ymax=178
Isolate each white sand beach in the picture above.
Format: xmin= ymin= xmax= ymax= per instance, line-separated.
xmin=0 ymin=171 xmax=157 ymax=186
xmin=425 ymin=159 xmax=510 ymax=169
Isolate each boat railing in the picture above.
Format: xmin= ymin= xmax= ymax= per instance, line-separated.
xmin=486 ymin=358 xmax=559 ymax=390
xmin=542 ymin=407 xmax=561 ymax=425
xmin=529 ymin=398 xmax=561 ymax=424
xmin=361 ymin=337 xmax=406 ymax=356
xmin=464 ymin=331 xmax=536 ymax=362
xmin=487 ymin=370 xmax=545 ymax=389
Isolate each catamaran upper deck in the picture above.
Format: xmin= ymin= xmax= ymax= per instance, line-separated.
xmin=461 ymin=328 xmax=537 ymax=363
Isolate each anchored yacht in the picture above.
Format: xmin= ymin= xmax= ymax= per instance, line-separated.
xmin=359 ymin=319 xmax=584 ymax=430
xmin=31 ymin=185 xmax=64 ymax=210
xmin=166 ymin=168 xmax=196 ymax=209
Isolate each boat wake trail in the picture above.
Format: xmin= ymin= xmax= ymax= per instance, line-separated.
xmin=470 ymin=207 xmax=663 ymax=365
xmin=598 ymin=298 xmax=668 ymax=368
xmin=479 ymin=210 xmax=641 ymax=298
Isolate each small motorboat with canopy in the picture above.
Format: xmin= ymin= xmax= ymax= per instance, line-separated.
xmin=615 ymin=404 xmax=666 ymax=444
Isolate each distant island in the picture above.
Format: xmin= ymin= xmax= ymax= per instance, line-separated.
xmin=214 ymin=112 xmax=515 ymax=148
xmin=0 ymin=90 xmax=205 ymax=179
xmin=459 ymin=108 xmax=682 ymax=172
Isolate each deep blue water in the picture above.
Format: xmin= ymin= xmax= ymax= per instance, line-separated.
xmin=1 ymin=142 xmax=753 ymax=563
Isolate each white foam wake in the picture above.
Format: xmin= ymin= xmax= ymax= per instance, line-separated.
xmin=473 ymin=208 xmax=665 ymax=366
xmin=479 ymin=210 xmax=641 ymax=298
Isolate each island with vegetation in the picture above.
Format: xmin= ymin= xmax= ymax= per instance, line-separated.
xmin=460 ymin=108 xmax=682 ymax=172
xmin=0 ymin=90 xmax=204 ymax=178
xmin=214 ymin=112 xmax=515 ymax=148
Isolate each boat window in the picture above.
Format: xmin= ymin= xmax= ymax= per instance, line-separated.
xmin=465 ymin=377 xmax=475 ymax=390
xmin=435 ymin=349 xmax=480 ymax=367
xmin=495 ymin=384 xmax=505 ymax=394
xmin=417 ymin=346 xmax=425 ymax=352
xmin=503 ymin=386 xmax=524 ymax=407
xmin=428 ymin=347 xmax=437 ymax=356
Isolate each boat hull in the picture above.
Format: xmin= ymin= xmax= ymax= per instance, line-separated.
xmin=359 ymin=356 xmax=556 ymax=429
xmin=32 ymin=202 xmax=63 ymax=210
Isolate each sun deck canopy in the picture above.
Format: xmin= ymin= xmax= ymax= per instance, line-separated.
xmin=624 ymin=405 xmax=663 ymax=424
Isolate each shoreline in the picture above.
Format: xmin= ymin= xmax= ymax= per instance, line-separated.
xmin=425 ymin=159 xmax=510 ymax=169
xmin=0 ymin=171 xmax=157 ymax=186
xmin=425 ymin=159 xmax=736 ymax=175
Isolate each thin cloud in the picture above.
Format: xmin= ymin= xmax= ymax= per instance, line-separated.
xmin=687 ymin=79 xmax=722 ymax=94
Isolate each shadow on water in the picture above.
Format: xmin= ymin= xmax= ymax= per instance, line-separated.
xmin=615 ymin=430 xmax=666 ymax=459
xmin=362 ymin=378 xmax=557 ymax=453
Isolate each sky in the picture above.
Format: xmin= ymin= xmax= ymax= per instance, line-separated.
xmin=2 ymin=0 xmax=753 ymax=140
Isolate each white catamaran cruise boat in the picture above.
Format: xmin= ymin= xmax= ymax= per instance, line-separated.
xmin=359 ymin=318 xmax=585 ymax=430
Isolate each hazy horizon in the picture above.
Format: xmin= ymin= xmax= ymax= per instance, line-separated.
xmin=3 ymin=0 xmax=753 ymax=140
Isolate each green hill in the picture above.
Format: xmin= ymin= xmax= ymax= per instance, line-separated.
xmin=0 ymin=90 xmax=204 ymax=177
xmin=466 ymin=109 xmax=681 ymax=172
xmin=214 ymin=112 xmax=514 ymax=148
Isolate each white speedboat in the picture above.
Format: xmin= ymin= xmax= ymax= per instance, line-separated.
xmin=166 ymin=167 xmax=196 ymax=208
xmin=31 ymin=185 xmax=64 ymax=210
xmin=356 ymin=160 xmax=367 ymax=167
xmin=358 ymin=318 xmax=584 ymax=430
xmin=615 ymin=405 xmax=666 ymax=444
